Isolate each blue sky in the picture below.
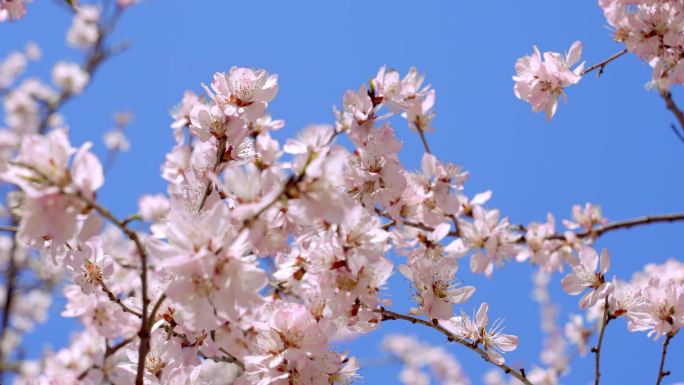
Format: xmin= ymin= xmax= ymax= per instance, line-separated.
xmin=2 ymin=1 xmax=684 ymax=384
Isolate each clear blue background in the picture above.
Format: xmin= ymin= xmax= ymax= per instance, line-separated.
xmin=2 ymin=1 xmax=683 ymax=384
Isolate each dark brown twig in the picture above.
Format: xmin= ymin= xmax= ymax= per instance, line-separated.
xmin=655 ymin=332 xmax=676 ymax=385
xmin=417 ymin=127 xmax=432 ymax=154
xmin=574 ymin=212 xmax=684 ymax=239
xmin=100 ymin=281 xmax=142 ymax=318
xmin=581 ymin=49 xmax=628 ymax=77
xmin=661 ymin=91 xmax=684 ymax=145
xmin=377 ymin=308 xmax=533 ymax=385
xmin=593 ymin=298 xmax=613 ymax=385
xmin=197 ymin=137 xmax=227 ymax=212
xmin=0 ymin=225 xmax=18 ymax=232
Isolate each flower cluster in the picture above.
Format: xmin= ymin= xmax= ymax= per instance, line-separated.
xmin=2 ymin=129 xmax=104 ymax=257
xmin=600 ymin=0 xmax=684 ymax=89
xmin=613 ymin=259 xmax=684 ymax=339
xmin=0 ymin=0 xmax=30 ymax=22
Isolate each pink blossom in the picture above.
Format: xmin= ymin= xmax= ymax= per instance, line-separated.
xmin=632 ymin=278 xmax=684 ymax=339
xmin=442 ymin=303 xmax=519 ymax=365
xmin=103 ymin=129 xmax=131 ymax=152
xmin=608 ymin=278 xmax=646 ymax=323
xmin=513 ymin=41 xmax=584 ymax=121
xmin=561 ymin=247 xmax=613 ymax=308
xmin=460 ymin=206 xmax=521 ymax=277
xmin=399 ymin=256 xmax=475 ymax=320
xmin=66 ymin=6 xmax=100 ymax=49
xmin=345 ymin=122 xmax=406 ymax=209
xmin=161 ymin=144 xmax=191 ymax=184
xmin=517 ymin=213 xmax=570 ymax=272
xmin=189 ymin=102 xmax=244 ymax=142
xmin=52 ymin=61 xmax=89 ymax=95
xmin=65 ymin=238 xmax=114 ymax=294
xmin=150 ymin=200 xmax=267 ymax=329
xmin=564 ymin=314 xmax=591 ymax=356
xmin=118 ymin=329 xmax=185 ymax=384
xmin=170 ymin=90 xmax=199 ymax=142
xmin=0 ymin=43 xmax=39 ymax=89
xmin=383 ymin=334 xmax=470 ymax=385
xmin=62 ymin=284 xmax=137 ymax=339
xmin=242 ymin=302 xmax=357 ymax=385
xmin=138 ymin=193 xmax=169 ymax=223
xmin=213 ymin=66 xmax=278 ymax=108
xmin=562 ymin=202 xmax=608 ymax=232
xmin=0 ymin=0 xmax=29 ymax=22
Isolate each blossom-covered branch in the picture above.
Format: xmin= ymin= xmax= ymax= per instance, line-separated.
xmin=37 ymin=3 xmax=129 ymax=133
xmin=378 ymin=308 xmax=531 ymax=385
xmin=1 ymin=2 xmax=684 ymax=384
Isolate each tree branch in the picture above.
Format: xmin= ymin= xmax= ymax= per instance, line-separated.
xmin=162 ymin=322 xmax=246 ymax=371
xmin=378 ymin=206 xmax=684 ymax=245
xmin=0 ymin=225 xmax=19 ymax=380
xmin=655 ymin=332 xmax=676 ymax=385
xmin=149 ymin=293 xmax=167 ymax=324
xmin=197 ymin=137 xmax=227 ymax=212
xmin=592 ymin=297 xmax=613 ymax=385
xmin=671 ymin=124 xmax=684 ymax=145
xmin=417 ymin=127 xmax=432 ymax=154
xmin=0 ymin=225 xmax=17 ymax=232
xmin=64 ymin=192 xmax=151 ymax=385
xmin=77 ymin=336 xmax=134 ymax=380
xmin=581 ymin=49 xmax=628 ymax=77
xmin=574 ymin=212 xmax=684 ymax=239
xmin=377 ymin=308 xmax=533 ymax=385
xmin=100 ymin=280 xmax=142 ymax=319
xmin=37 ymin=7 xmax=127 ymax=133
xmin=661 ymin=91 xmax=684 ymax=144
xmin=374 ymin=208 xmax=459 ymax=236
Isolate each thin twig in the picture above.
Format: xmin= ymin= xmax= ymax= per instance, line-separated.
xmin=162 ymin=323 xmax=246 ymax=371
xmin=100 ymin=281 xmax=142 ymax=318
xmin=377 ymin=308 xmax=533 ymax=385
xmin=671 ymin=124 xmax=684 ymax=145
xmin=77 ymin=336 xmax=134 ymax=380
xmin=592 ymin=298 xmax=613 ymax=385
xmin=575 ymin=212 xmax=684 ymax=239
xmin=0 ymin=219 xmax=19 ymax=380
xmin=149 ymin=293 xmax=167 ymax=324
xmin=107 ymin=336 xmax=135 ymax=356
xmin=198 ymin=137 xmax=227 ymax=212
xmin=375 ymin=208 xmax=459 ymax=236
xmin=37 ymin=9 xmax=127 ymax=133
xmin=121 ymin=213 xmax=142 ymax=227
xmin=379 ymin=205 xmax=684 ymax=245
xmin=0 ymin=225 xmax=18 ymax=232
xmin=218 ymin=347 xmax=246 ymax=371
xmin=417 ymin=127 xmax=432 ymax=154
xmin=63 ymin=191 xmax=150 ymax=385
xmin=661 ymin=91 xmax=684 ymax=145
xmin=655 ymin=332 xmax=676 ymax=385
xmin=518 ymin=213 xmax=684 ymax=243
xmin=581 ymin=49 xmax=628 ymax=77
